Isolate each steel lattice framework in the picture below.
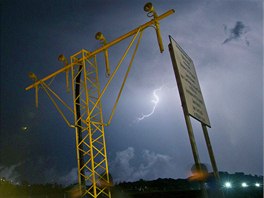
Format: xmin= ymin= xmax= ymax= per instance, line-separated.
xmin=70 ymin=50 xmax=111 ymax=197
xmin=26 ymin=4 xmax=174 ymax=198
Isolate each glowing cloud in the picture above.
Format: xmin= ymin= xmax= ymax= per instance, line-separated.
xmin=138 ymin=87 xmax=162 ymax=121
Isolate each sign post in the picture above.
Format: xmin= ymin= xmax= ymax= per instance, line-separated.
xmin=202 ymin=123 xmax=220 ymax=180
xmin=168 ymin=35 xmax=221 ymax=197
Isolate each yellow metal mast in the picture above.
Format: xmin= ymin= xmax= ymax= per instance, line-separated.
xmin=26 ymin=3 xmax=174 ymax=198
xmin=70 ymin=50 xmax=111 ymax=197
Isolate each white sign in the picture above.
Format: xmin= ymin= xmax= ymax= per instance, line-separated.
xmin=169 ymin=36 xmax=211 ymax=127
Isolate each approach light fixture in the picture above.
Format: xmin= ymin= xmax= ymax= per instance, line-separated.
xmin=95 ymin=32 xmax=110 ymax=77
xmin=95 ymin=32 xmax=106 ymax=44
xmin=255 ymin=183 xmax=260 ymax=187
xmin=58 ymin=54 xmax=68 ymax=65
xmin=241 ymin=182 xmax=248 ymax=188
xmin=28 ymin=72 xmax=37 ymax=81
xmin=224 ymin=182 xmax=232 ymax=188
xmin=28 ymin=72 xmax=39 ymax=107
xmin=58 ymin=54 xmax=70 ymax=91
xmin=144 ymin=2 xmax=154 ymax=13
xmin=143 ymin=2 xmax=164 ymax=53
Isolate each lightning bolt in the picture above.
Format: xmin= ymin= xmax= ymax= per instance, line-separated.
xmin=137 ymin=87 xmax=162 ymax=121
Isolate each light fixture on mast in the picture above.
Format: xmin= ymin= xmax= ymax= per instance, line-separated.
xmin=144 ymin=2 xmax=164 ymax=53
xmin=95 ymin=32 xmax=111 ymax=77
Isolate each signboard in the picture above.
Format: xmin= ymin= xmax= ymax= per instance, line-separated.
xmin=169 ymin=36 xmax=211 ymax=127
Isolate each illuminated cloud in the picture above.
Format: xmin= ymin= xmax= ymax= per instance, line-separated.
xmin=111 ymin=147 xmax=135 ymax=182
xmin=111 ymin=147 xmax=174 ymax=182
xmin=58 ymin=167 xmax=78 ymax=186
xmin=133 ymin=150 xmax=174 ymax=180
xmin=0 ymin=163 xmax=21 ymax=182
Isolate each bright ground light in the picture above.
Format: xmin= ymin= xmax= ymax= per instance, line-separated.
xmin=255 ymin=183 xmax=260 ymax=187
xmin=224 ymin=182 xmax=232 ymax=188
xmin=241 ymin=182 xmax=248 ymax=187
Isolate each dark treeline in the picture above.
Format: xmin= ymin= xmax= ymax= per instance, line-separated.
xmin=0 ymin=172 xmax=263 ymax=198
xmin=113 ymin=172 xmax=263 ymax=198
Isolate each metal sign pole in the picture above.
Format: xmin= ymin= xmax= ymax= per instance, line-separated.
xmin=183 ymin=108 xmax=208 ymax=198
xmin=184 ymin=112 xmax=201 ymax=170
xmin=201 ymin=123 xmax=220 ymax=181
xmin=202 ymin=123 xmax=225 ymax=198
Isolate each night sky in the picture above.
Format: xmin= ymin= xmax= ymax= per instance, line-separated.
xmin=0 ymin=0 xmax=263 ymax=185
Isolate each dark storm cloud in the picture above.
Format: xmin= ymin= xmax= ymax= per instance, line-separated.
xmin=223 ymin=21 xmax=250 ymax=45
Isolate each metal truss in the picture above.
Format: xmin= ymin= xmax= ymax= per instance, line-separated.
xmin=70 ymin=50 xmax=110 ymax=197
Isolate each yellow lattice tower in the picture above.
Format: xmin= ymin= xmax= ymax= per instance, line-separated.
xmin=26 ymin=3 xmax=174 ymax=198
xmin=70 ymin=50 xmax=111 ymax=197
